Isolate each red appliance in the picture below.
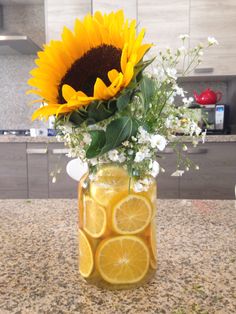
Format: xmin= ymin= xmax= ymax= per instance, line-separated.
xmin=193 ymin=88 xmax=222 ymax=105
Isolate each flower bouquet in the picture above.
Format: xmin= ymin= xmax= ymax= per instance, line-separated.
xmin=28 ymin=10 xmax=217 ymax=289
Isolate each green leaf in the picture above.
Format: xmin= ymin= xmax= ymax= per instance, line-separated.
xmin=87 ymin=100 xmax=117 ymax=124
xmin=86 ymin=130 xmax=106 ymax=158
xmin=140 ymin=75 xmax=156 ymax=109
xmin=101 ymin=116 xmax=139 ymax=154
xmin=134 ymin=57 xmax=156 ymax=82
xmin=116 ymin=92 xmax=131 ymax=111
xmin=69 ymin=111 xmax=88 ymax=126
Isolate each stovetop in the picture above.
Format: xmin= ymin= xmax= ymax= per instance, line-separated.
xmin=0 ymin=129 xmax=30 ymax=136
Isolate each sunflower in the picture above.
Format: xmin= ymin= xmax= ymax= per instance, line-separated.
xmin=28 ymin=10 xmax=152 ymax=121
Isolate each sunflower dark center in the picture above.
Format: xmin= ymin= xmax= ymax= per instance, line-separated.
xmin=58 ymin=44 xmax=122 ymax=104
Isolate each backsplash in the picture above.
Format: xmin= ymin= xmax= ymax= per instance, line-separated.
xmin=180 ymin=81 xmax=228 ymax=104
xmin=0 ymin=3 xmax=45 ymax=130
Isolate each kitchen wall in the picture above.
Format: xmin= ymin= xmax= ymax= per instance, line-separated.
xmin=0 ymin=3 xmax=45 ymax=129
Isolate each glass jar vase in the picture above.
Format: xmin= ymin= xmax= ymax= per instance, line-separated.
xmin=78 ymin=164 xmax=157 ymax=290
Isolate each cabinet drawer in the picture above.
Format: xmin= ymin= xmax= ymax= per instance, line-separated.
xmin=180 ymin=143 xmax=236 ymax=199
xmin=157 ymin=148 xmax=180 ymax=199
xmin=48 ymin=143 xmax=77 ymax=198
xmin=0 ymin=143 xmax=27 ymax=198
xmin=27 ymin=143 xmax=49 ymax=198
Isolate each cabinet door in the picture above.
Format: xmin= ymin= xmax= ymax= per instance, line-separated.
xmin=45 ymin=0 xmax=91 ymax=41
xmin=27 ymin=143 xmax=48 ymax=198
xmin=93 ymin=0 xmax=137 ymax=20
xmin=138 ymin=0 xmax=189 ymax=51
xmin=180 ymin=143 xmax=236 ymax=199
xmin=190 ymin=0 xmax=236 ymax=76
xmin=48 ymin=143 xmax=77 ymax=198
xmin=157 ymin=148 xmax=180 ymax=198
xmin=0 ymin=143 xmax=27 ymax=198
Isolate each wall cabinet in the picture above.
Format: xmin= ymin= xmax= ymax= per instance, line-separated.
xmin=93 ymin=0 xmax=137 ymax=20
xmin=190 ymin=0 xmax=236 ymax=76
xmin=0 ymin=143 xmax=27 ymax=198
xmin=138 ymin=0 xmax=189 ymax=51
xmin=45 ymin=0 xmax=91 ymax=41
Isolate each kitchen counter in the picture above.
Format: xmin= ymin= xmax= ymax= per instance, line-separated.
xmin=0 ymin=199 xmax=235 ymax=313
xmin=0 ymin=134 xmax=236 ymax=143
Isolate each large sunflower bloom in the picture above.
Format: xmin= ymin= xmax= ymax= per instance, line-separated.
xmin=28 ymin=10 xmax=152 ymax=120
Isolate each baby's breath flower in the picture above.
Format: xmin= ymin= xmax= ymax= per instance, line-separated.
xmin=208 ymin=36 xmax=218 ymax=45
xmin=179 ymin=34 xmax=189 ymax=40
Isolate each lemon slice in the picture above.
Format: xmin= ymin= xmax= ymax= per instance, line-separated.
xmin=78 ymin=229 xmax=94 ymax=277
xmin=83 ymin=196 xmax=107 ymax=238
xmin=150 ymin=222 xmax=157 ymax=269
xmin=90 ymin=165 xmax=129 ymax=207
xmin=96 ymin=235 xmax=150 ymax=284
xmin=78 ymin=173 xmax=88 ymax=228
xmin=112 ymin=194 xmax=152 ymax=234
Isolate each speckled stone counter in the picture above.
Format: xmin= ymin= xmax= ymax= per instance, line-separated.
xmin=0 ymin=199 xmax=235 ymax=314
xmin=0 ymin=134 xmax=236 ymax=143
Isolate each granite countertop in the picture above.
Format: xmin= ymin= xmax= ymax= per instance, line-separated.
xmin=1 ymin=134 xmax=236 ymax=143
xmin=0 ymin=199 xmax=235 ymax=313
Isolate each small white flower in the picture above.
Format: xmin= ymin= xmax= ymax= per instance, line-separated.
xmin=134 ymin=151 xmax=145 ymax=162
xmin=178 ymin=46 xmax=187 ymax=53
xmin=201 ymin=129 xmax=207 ymax=143
xmin=150 ymin=160 xmax=160 ymax=177
xmin=166 ymin=68 xmax=177 ymax=80
xmin=90 ymin=158 xmax=98 ymax=166
xmin=134 ymin=148 xmax=150 ymax=162
xmin=198 ymin=51 xmax=204 ymax=56
xmin=133 ymin=181 xmax=144 ymax=193
xmin=161 ymin=168 xmax=165 ymax=173
xmin=179 ymin=34 xmax=189 ymax=40
xmin=195 ymin=165 xmax=200 ymax=170
xmin=174 ymin=85 xmax=185 ymax=97
xmin=52 ymin=176 xmax=56 ymax=183
xmin=208 ymin=36 xmax=219 ymax=45
xmin=83 ymin=133 xmax=91 ymax=145
xmin=118 ymin=153 xmax=126 ymax=163
xmin=183 ymin=97 xmax=194 ymax=107
xmin=171 ymin=170 xmax=185 ymax=177
xmin=182 ymin=144 xmax=188 ymax=152
xmin=150 ymin=134 xmax=167 ymax=151
xmin=122 ymin=141 xmax=129 ymax=147
xmin=185 ymin=166 xmax=190 ymax=171
xmin=108 ymin=150 xmax=119 ymax=162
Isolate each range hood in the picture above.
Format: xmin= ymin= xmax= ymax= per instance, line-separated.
xmin=0 ymin=5 xmax=41 ymax=55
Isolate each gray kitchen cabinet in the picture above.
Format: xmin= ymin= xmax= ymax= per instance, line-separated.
xmin=157 ymin=147 xmax=180 ymax=198
xmin=180 ymin=142 xmax=236 ymax=199
xmin=138 ymin=0 xmax=190 ymax=51
xmin=48 ymin=143 xmax=78 ymax=198
xmin=190 ymin=0 xmax=236 ymax=76
xmin=0 ymin=143 xmax=27 ymax=198
xmin=27 ymin=143 xmax=49 ymax=198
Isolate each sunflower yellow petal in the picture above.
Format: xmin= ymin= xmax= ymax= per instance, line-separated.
xmin=62 ymin=84 xmax=77 ymax=102
xmin=93 ymin=78 xmax=109 ymax=99
xmin=122 ymin=61 xmax=134 ymax=87
xmin=121 ymin=43 xmax=128 ymax=73
xmin=136 ymin=44 xmax=152 ymax=63
xmin=108 ymin=69 xmax=119 ymax=83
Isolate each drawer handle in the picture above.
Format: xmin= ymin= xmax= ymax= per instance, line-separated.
xmin=27 ymin=148 xmax=47 ymax=154
xmin=52 ymin=148 xmax=70 ymax=155
xmin=194 ymin=67 xmax=214 ymax=74
xmin=187 ymin=148 xmax=208 ymax=154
